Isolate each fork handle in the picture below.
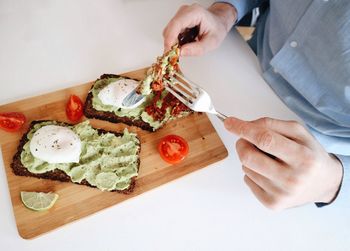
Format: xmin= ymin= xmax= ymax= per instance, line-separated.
xmin=215 ymin=111 xmax=228 ymax=122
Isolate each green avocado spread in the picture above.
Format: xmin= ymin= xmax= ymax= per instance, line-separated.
xmin=92 ymin=77 xmax=147 ymax=118
xmin=138 ymin=45 xmax=179 ymax=96
xmin=90 ymin=45 xmax=185 ymax=131
xmin=91 ymin=77 xmax=174 ymax=130
xmin=20 ymin=121 xmax=140 ymax=191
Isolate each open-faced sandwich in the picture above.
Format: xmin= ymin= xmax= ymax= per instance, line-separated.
xmin=83 ymin=45 xmax=193 ymax=131
xmin=11 ymin=120 xmax=140 ymax=193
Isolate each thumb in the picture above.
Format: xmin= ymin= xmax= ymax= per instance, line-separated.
xmin=224 ymin=117 xmax=244 ymax=134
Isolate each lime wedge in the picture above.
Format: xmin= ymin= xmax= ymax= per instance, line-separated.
xmin=20 ymin=191 xmax=59 ymax=211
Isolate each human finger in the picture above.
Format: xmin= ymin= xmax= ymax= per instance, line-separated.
xmin=163 ymin=5 xmax=201 ymax=52
xmin=244 ymin=175 xmax=272 ymax=206
xmin=244 ymin=175 xmax=285 ymax=210
xmin=236 ymin=138 xmax=286 ymax=180
xmin=243 ymin=166 xmax=283 ymax=195
xmin=252 ymin=117 xmax=316 ymax=147
xmin=225 ymin=117 xmax=307 ymax=165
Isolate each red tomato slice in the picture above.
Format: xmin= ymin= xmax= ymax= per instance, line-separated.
xmin=66 ymin=95 xmax=83 ymax=122
xmin=158 ymin=135 xmax=189 ymax=164
xmin=0 ymin=112 xmax=26 ymax=132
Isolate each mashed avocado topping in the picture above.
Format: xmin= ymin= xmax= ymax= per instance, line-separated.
xmin=90 ymin=45 xmax=189 ymax=131
xmin=91 ymin=78 xmax=179 ymax=130
xmin=20 ymin=121 xmax=140 ymax=191
xmin=138 ymin=45 xmax=180 ymax=96
xmin=92 ymin=77 xmax=147 ymax=118
xmin=140 ymin=108 xmax=171 ymax=129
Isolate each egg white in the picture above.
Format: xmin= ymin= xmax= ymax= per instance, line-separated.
xmin=98 ymin=78 xmax=143 ymax=109
xmin=30 ymin=125 xmax=81 ymax=164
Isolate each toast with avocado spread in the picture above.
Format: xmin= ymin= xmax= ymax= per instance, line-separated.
xmin=11 ymin=120 xmax=140 ymax=193
xmin=83 ymin=45 xmax=193 ymax=131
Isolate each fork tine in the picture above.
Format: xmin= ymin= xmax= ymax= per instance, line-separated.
xmin=169 ymin=77 xmax=198 ymax=97
xmin=165 ymin=86 xmax=192 ymax=108
xmin=164 ymin=80 xmax=193 ymax=108
xmin=174 ymin=72 xmax=201 ymax=89
xmin=169 ymin=73 xmax=227 ymax=120
xmin=165 ymin=79 xmax=195 ymax=103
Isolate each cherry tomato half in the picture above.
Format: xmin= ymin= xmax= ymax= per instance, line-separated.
xmin=158 ymin=134 xmax=189 ymax=164
xmin=0 ymin=112 xmax=26 ymax=132
xmin=66 ymin=95 xmax=83 ymax=122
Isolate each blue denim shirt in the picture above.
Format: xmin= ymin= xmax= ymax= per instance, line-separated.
xmin=219 ymin=0 xmax=350 ymax=207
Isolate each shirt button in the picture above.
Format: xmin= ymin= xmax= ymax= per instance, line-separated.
xmin=273 ymin=67 xmax=278 ymax=73
xmin=290 ymin=41 xmax=298 ymax=48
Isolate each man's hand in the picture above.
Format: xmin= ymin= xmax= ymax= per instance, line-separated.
xmin=163 ymin=3 xmax=237 ymax=56
xmin=224 ymin=117 xmax=343 ymax=210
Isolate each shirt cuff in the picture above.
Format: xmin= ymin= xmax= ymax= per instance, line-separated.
xmin=315 ymin=154 xmax=350 ymax=208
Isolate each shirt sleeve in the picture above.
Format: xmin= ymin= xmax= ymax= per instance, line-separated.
xmin=215 ymin=0 xmax=264 ymax=22
xmin=315 ymin=155 xmax=350 ymax=208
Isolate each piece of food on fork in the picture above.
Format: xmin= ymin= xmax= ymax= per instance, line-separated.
xmin=164 ymin=72 xmax=227 ymax=122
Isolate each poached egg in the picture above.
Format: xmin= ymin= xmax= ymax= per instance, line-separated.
xmin=30 ymin=125 xmax=81 ymax=164
xmin=98 ymin=78 xmax=143 ymax=109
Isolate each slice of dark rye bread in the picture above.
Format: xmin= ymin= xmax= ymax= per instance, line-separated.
xmin=83 ymin=74 xmax=193 ymax=132
xmin=11 ymin=120 xmax=141 ymax=194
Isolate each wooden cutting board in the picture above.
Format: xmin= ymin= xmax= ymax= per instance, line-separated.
xmin=0 ymin=68 xmax=228 ymax=239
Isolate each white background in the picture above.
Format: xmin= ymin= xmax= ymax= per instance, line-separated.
xmin=0 ymin=0 xmax=349 ymax=250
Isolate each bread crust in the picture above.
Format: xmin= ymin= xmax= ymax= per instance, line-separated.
xmin=11 ymin=120 xmax=140 ymax=194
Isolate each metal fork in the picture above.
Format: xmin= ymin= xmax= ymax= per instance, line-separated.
xmin=164 ymin=72 xmax=227 ymax=122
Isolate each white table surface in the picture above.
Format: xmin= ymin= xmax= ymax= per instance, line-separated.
xmin=0 ymin=0 xmax=349 ymax=250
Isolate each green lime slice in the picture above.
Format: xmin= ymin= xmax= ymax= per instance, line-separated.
xmin=20 ymin=191 xmax=59 ymax=211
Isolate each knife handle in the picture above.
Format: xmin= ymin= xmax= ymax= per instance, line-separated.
xmin=178 ymin=26 xmax=200 ymax=46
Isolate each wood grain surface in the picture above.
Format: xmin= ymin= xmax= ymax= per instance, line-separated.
xmin=0 ymin=68 xmax=228 ymax=239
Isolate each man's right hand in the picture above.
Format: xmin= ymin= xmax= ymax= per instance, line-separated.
xmin=163 ymin=3 xmax=237 ymax=56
